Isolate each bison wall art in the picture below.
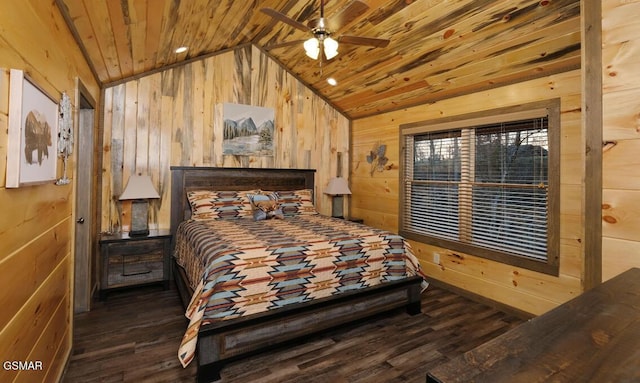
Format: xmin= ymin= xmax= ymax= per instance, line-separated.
xmin=24 ymin=110 xmax=53 ymax=165
xmin=6 ymin=69 xmax=58 ymax=187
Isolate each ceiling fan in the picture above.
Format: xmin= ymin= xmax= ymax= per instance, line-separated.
xmin=261 ymin=0 xmax=390 ymax=61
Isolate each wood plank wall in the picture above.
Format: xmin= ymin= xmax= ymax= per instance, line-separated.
xmin=351 ymin=70 xmax=583 ymax=316
xmin=0 ymin=2 xmax=99 ymax=383
xmin=601 ymin=1 xmax=640 ymax=280
xmin=100 ymin=45 xmax=350 ymax=233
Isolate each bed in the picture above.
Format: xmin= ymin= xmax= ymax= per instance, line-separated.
xmin=169 ymin=166 xmax=426 ymax=382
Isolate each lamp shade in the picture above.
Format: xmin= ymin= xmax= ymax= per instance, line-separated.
xmin=323 ymin=37 xmax=339 ymax=59
xmin=304 ymin=37 xmax=320 ymax=59
xmin=304 ymin=36 xmax=339 ymax=60
xmin=119 ymin=175 xmax=160 ymax=200
xmin=324 ymin=177 xmax=352 ymax=195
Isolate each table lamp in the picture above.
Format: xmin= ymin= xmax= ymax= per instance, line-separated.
xmin=324 ymin=177 xmax=352 ymax=218
xmin=119 ymin=175 xmax=160 ymax=236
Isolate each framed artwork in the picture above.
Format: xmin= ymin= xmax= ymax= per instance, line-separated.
xmin=6 ymin=69 xmax=58 ymax=187
xmin=221 ymin=103 xmax=274 ymax=156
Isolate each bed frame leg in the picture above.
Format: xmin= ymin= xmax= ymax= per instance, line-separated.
xmin=405 ymin=281 xmax=422 ymax=315
xmin=406 ymin=301 xmax=421 ymax=315
xmin=197 ymin=362 xmax=222 ymax=383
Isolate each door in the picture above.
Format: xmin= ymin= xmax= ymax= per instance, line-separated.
xmin=74 ymin=83 xmax=97 ymax=313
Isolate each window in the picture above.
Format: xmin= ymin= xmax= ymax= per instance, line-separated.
xmin=400 ymin=100 xmax=560 ymax=275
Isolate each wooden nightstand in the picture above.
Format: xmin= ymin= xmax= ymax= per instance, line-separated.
xmin=99 ymin=229 xmax=171 ymax=299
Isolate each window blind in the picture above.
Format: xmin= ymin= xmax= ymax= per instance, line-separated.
xmin=402 ymin=115 xmax=550 ymax=262
xmin=471 ymin=118 xmax=549 ymax=259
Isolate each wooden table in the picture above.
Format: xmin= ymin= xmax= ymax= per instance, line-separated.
xmin=427 ymin=267 xmax=640 ymax=383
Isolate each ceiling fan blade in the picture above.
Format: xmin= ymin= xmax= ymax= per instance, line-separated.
xmin=327 ymin=0 xmax=369 ymax=32
xmin=260 ymin=8 xmax=310 ymax=32
xmin=338 ymin=35 xmax=390 ymax=48
xmin=264 ymin=39 xmax=306 ymax=51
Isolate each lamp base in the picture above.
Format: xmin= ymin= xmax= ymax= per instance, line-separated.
xmin=130 ymin=199 xmax=150 ymax=237
xmin=128 ymin=228 xmax=150 ymax=237
xmin=331 ymin=195 xmax=344 ymax=218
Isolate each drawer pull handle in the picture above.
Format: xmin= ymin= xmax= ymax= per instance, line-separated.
xmin=121 ymin=256 xmax=153 ymax=276
xmin=123 ymin=270 xmax=152 ymax=276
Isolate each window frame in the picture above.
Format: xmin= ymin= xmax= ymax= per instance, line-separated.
xmin=399 ymin=99 xmax=560 ymax=276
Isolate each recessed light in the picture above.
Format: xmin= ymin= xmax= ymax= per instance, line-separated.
xmin=327 ymin=77 xmax=337 ymax=86
xmin=175 ymin=46 xmax=188 ymax=54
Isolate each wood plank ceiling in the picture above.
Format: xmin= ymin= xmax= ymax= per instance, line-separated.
xmin=56 ymin=0 xmax=580 ymax=119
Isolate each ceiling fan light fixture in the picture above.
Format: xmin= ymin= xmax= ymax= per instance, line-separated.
xmin=262 ymin=1 xmax=390 ymax=67
xmin=323 ymin=37 xmax=339 ymax=60
xmin=304 ymin=37 xmax=320 ymax=59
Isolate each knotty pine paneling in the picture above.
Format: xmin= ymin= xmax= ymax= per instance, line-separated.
xmin=0 ymin=185 xmax=72 ymax=263
xmin=602 ymin=0 xmax=640 ymax=281
xmin=602 ymin=189 xmax=640 ymax=242
xmin=351 ymin=70 xmax=583 ymax=316
xmin=602 ymin=1 xmax=640 ymax=95
xmin=0 ymin=72 xmax=8 ymax=188
xmin=602 ymin=89 xmax=640 ymax=140
xmin=101 ymin=45 xmax=350 ymax=233
xmin=602 ymin=237 xmax=640 ymax=281
xmin=13 ymin=296 xmax=70 ymax=383
xmin=0 ymin=259 xmax=70 ymax=383
xmin=0 ymin=220 xmax=70 ymax=330
xmin=0 ymin=2 xmax=99 ymax=383
xmin=602 ymin=139 xmax=640 ymax=189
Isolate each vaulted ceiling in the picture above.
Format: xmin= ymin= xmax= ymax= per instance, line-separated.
xmin=56 ymin=0 xmax=581 ymax=119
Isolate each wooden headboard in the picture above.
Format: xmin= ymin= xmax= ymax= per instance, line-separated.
xmin=169 ymin=166 xmax=316 ymax=239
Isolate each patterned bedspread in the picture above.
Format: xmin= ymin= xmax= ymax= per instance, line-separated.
xmin=175 ymin=215 xmax=426 ymax=367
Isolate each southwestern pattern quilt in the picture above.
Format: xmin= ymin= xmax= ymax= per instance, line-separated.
xmin=175 ymin=215 xmax=426 ymax=367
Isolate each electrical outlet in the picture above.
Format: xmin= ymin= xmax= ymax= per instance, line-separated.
xmin=433 ymin=252 xmax=440 ymax=264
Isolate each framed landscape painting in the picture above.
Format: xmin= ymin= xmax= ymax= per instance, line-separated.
xmin=6 ymin=69 xmax=58 ymax=187
xmin=221 ymin=103 xmax=274 ymax=156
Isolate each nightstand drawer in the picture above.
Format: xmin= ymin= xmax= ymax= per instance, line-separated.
xmin=100 ymin=230 xmax=172 ymax=299
xmin=104 ymin=239 xmax=165 ymax=257
xmin=106 ymin=251 xmax=164 ymax=286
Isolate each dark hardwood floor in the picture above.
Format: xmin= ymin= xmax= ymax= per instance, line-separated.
xmin=62 ymin=283 xmax=525 ymax=383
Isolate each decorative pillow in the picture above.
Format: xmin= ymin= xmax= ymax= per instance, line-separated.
xmin=187 ymin=190 xmax=256 ymax=220
xmin=248 ymin=192 xmax=284 ymax=221
xmin=275 ymin=189 xmax=318 ymax=217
